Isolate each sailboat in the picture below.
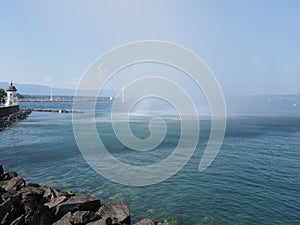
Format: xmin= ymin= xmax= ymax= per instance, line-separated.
xmin=50 ymin=87 xmax=53 ymax=101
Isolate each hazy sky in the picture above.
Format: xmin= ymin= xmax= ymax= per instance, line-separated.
xmin=0 ymin=0 xmax=299 ymax=96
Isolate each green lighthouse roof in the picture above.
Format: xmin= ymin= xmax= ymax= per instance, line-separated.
xmin=6 ymin=82 xmax=17 ymax=92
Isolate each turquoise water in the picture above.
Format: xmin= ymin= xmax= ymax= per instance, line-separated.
xmin=0 ymin=102 xmax=299 ymax=224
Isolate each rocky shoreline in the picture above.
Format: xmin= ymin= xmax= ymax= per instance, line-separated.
xmin=0 ymin=109 xmax=32 ymax=131
xmin=0 ymin=165 xmax=169 ymax=225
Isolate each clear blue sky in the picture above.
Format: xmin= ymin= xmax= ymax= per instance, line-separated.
xmin=0 ymin=0 xmax=299 ymax=96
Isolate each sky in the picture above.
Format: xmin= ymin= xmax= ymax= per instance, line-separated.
xmin=0 ymin=0 xmax=299 ymax=96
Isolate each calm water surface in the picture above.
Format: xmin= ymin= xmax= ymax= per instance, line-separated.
xmin=0 ymin=102 xmax=299 ymax=225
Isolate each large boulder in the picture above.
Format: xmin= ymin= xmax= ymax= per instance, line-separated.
xmin=55 ymin=194 xmax=101 ymax=218
xmin=96 ymin=201 xmax=130 ymax=225
xmin=45 ymin=195 xmax=69 ymax=210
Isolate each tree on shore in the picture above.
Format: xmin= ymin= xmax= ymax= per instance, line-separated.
xmin=0 ymin=88 xmax=6 ymax=99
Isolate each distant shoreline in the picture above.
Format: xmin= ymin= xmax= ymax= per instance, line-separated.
xmin=19 ymin=99 xmax=113 ymax=103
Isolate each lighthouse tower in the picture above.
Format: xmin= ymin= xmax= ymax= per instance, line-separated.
xmin=5 ymin=82 xmax=18 ymax=107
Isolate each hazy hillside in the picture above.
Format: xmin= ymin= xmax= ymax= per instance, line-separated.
xmin=0 ymin=82 xmax=116 ymax=97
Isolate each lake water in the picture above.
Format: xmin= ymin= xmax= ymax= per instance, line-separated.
xmin=0 ymin=101 xmax=299 ymax=224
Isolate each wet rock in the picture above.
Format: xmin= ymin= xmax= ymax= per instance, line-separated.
xmin=97 ymin=201 xmax=130 ymax=225
xmin=0 ymin=108 xmax=32 ymax=131
xmin=55 ymin=194 xmax=101 ymax=217
xmin=27 ymin=183 xmax=40 ymax=188
xmin=0 ymin=165 xmax=170 ymax=225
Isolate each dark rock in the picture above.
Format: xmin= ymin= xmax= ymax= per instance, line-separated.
xmin=53 ymin=188 xmax=75 ymax=198
xmin=24 ymin=205 xmax=54 ymax=225
xmin=11 ymin=215 xmax=26 ymax=225
xmin=133 ymin=219 xmax=155 ymax=225
xmin=97 ymin=201 xmax=130 ymax=225
xmin=42 ymin=187 xmax=56 ymax=201
xmin=0 ymin=108 xmax=32 ymax=131
xmin=1 ymin=189 xmax=20 ymax=200
xmin=0 ymin=196 xmax=24 ymax=225
xmin=52 ymin=212 xmax=73 ymax=225
xmin=2 ymin=176 xmax=25 ymax=192
xmin=0 ymin=165 xmax=3 ymax=180
xmin=71 ymin=210 xmax=101 ymax=224
xmin=0 ymin=180 xmax=9 ymax=189
xmin=54 ymin=210 xmax=101 ymax=225
xmin=2 ymin=171 xmax=18 ymax=181
xmin=0 ymin=186 xmax=6 ymax=196
xmin=27 ymin=183 xmax=40 ymax=188
xmin=55 ymin=194 xmax=101 ymax=218
xmin=19 ymin=185 xmax=45 ymax=213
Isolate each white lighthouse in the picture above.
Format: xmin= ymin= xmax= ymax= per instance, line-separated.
xmin=5 ymin=82 xmax=18 ymax=107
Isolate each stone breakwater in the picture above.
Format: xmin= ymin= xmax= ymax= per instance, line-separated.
xmin=0 ymin=165 xmax=169 ymax=225
xmin=0 ymin=109 xmax=32 ymax=131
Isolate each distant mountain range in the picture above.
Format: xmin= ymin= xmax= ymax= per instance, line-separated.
xmin=0 ymin=82 xmax=116 ymax=97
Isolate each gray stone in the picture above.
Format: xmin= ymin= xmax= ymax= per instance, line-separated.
xmin=2 ymin=176 xmax=25 ymax=192
xmin=42 ymin=187 xmax=56 ymax=201
xmin=52 ymin=212 xmax=72 ymax=225
xmin=45 ymin=195 xmax=68 ymax=209
xmin=97 ymin=201 xmax=130 ymax=225
xmin=53 ymin=188 xmax=75 ymax=198
xmin=72 ymin=210 xmax=101 ymax=224
xmin=1 ymin=189 xmax=20 ymax=200
xmin=86 ymin=219 xmax=106 ymax=225
xmin=0 ymin=180 xmax=9 ymax=189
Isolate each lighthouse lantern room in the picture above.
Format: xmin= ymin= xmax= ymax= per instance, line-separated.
xmin=5 ymin=82 xmax=18 ymax=107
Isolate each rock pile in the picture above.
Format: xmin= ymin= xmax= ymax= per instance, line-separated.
xmin=0 ymin=165 xmax=169 ymax=225
xmin=0 ymin=109 xmax=32 ymax=131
